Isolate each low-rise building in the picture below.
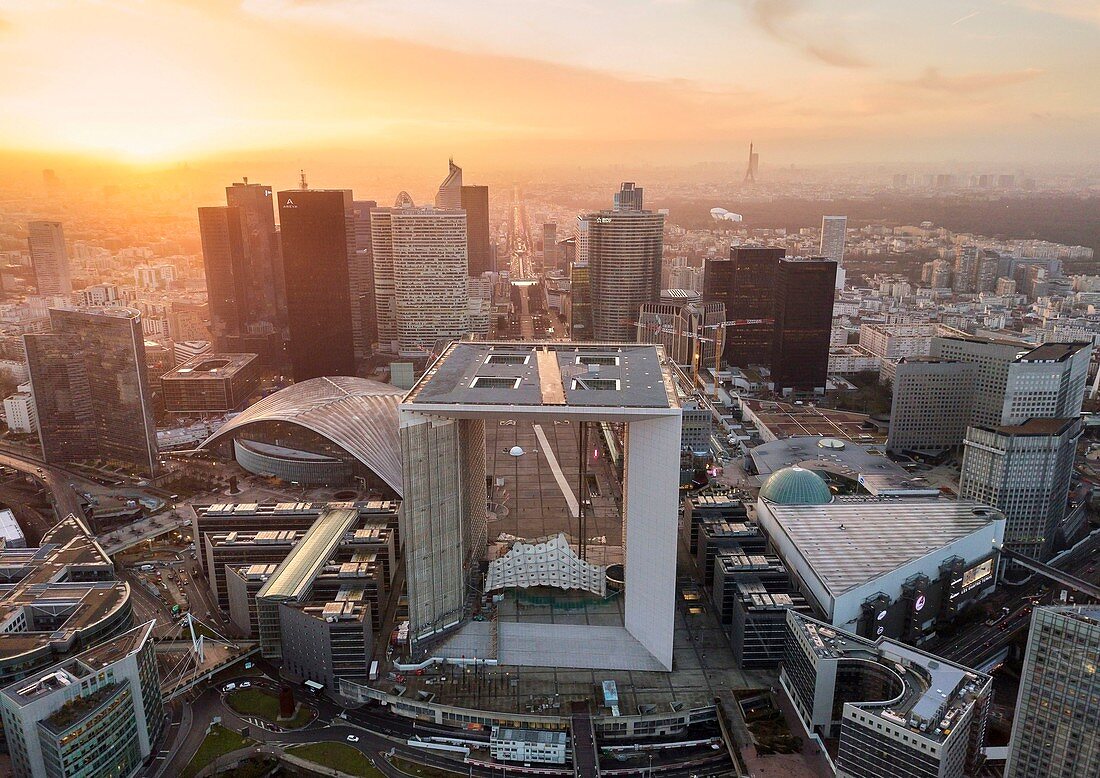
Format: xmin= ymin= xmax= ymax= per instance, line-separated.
xmin=490 ymin=727 xmax=568 ymax=765
xmin=756 ymin=468 xmax=1003 ymax=644
xmin=0 ymin=621 xmax=164 ymax=778
xmin=780 ymin=611 xmax=991 ymax=778
xmin=3 ymin=384 xmax=37 ymax=434
xmin=160 ymin=352 xmax=261 ymax=414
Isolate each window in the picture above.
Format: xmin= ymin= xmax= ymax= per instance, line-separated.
xmin=571 ymin=378 xmax=620 ymax=391
xmin=575 ymin=355 xmax=620 ymax=367
xmin=485 ymin=354 xmax=530 ymax=365
xmin=471 ymin=376 xmax=522 ymax=389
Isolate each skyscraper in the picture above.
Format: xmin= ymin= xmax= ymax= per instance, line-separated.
xmin=225 ymin=180 xmax=285 ymax=333
xmin=25 ymin=307 xmax=158 ymax=476
xmin=568 ymin=260 xmax=592 ymax=340
xmin=27 ymin=221 xmax=71 ymax=296
xmin=770 ymin=257 xmax=837 ymax=392
xmin=461 ymin=184 xmax=492 ymax=276
xmin=819 ymin=215 xmax=846 ymax=290
xmin=703 ymin=247 xmax=785 ymax=367
xmin=199 ymin=181 xmax=284 ymax=360
xmin=1006 ymin=606 xmax=1100 ymax=777
xmin=613 ymin=181 xmax=644 ymax=211
xmin=371 ymin=205 xmax=469 ymax=356
xmin=541 ymin=222 xmax=558 ymax=271
xmin=277 ymin=188 xmax=357 ymax=380
xmin=960 ymin=417 xmax=1080 ymax=563
xmin=436 ymin=159 xmax=463 ymax=210
xmin=348 ymin=199 xmax=378 ymax=358
xmin=576 ymin=205 xmax=664 ymax=342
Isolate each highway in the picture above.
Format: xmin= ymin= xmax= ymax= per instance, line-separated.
xmin=0 ymin=445 xmax=89 ymax=525
xmin=926 ymin=530 xmax=1099 ymax=669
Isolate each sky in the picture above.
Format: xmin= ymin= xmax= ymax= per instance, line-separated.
xmin=0 ymin=0 xmax=1097 ymax=172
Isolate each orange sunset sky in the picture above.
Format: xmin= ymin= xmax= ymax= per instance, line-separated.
xmin=0 ymin=0 xmax=1097 ymax=172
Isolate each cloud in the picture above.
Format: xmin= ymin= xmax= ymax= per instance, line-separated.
xmin=742 ymin=0 xmax=871 ymax=68
xmin=907 ymin=67 xmax=1043 ymax=94
xmin=1012 ymin=0 xmax=1100 ymax=27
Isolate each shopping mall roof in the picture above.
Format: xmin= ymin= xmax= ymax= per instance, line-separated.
xmin=756 ymin=498 xmax=1004 ymax=598
xmin=200 ymin=376 xmax=403 ymax=495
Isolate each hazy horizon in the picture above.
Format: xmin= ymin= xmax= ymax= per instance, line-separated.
xmin=0 ymin=0 xmax=1098 ymax=173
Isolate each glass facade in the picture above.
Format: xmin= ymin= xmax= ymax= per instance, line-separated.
xmin=25 ymin=308 xmax=157 ymax=476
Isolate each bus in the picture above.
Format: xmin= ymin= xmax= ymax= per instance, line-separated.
xmin=303 ymin=680 xmax=324 ymax=696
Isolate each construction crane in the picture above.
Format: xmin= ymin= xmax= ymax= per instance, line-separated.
xmin=636 ymin=315 xmax=774 ymax=399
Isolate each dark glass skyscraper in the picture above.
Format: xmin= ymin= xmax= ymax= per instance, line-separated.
xmin=703 ymin=247 xmax=785 ymax=366
xmin=198 ymin=181 xmax=285 ymax=361
xmin=770 ymin=257 xmax=837 ymax=391
xmin=348 ymin=199 xmax=378 ymax=358
xmin=461 ymin=185 xmax=491 ymax=276
xmin=25 ymin=307 xmax=158 ymax=476
xmin=613 ymin=182 xmax=644 ymax=211
xmin=277 ymin=189 xmax=357 ymax=381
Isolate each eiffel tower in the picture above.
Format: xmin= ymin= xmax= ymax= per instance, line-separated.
xmin=743 ymin=142 xmax=758 ymax=183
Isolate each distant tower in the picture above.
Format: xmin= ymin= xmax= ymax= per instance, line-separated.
xmin=436 ymin=158 xmax=463 ymax=210
xmin=743 ymin=143 xmax=759 ymax=184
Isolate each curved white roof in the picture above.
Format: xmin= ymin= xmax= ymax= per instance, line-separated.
xmin=200 ymin=376 xmax=404 ymax=495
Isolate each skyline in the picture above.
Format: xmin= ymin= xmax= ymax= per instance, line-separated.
xmin=0 ymin=0 xmax=1097 ymax=172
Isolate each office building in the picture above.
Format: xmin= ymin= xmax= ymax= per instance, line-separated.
xmin=160 ymin=352 xmax=261 ymax=414
xmin=703 ymin=247 xmax=785 ymax=367
xmin=25 ymin=307 xmax=158 ymax=476
xmin=1000 ymin=341 xmax=1091 ymax=424
xmin=568 ymin=260 xmax=592 ymax=339
xmin=819 ymin=215 xmax=846 ymax=269
xmin=4 ymin=385 xmax=37 ymax=434
xmin=199 ymin=182 xmax=284 ymax=358
xmin=462 ymin=185 xmax=492 ymax=276
xmin=960 ymin=417 xmax=1081 ymax=563
xmin=0 ymin=621 xmax=164 ymax=778
xmin=541 ymin=222 xmax=557 ymax=271
xmin=391 ymin=209 xmax=469 ymax=356
xmin=613 ymin=181 xmax=644 ymax=211
xmin=0 ymin=514 xmax=134 ymax=687
xmin=200 ymin=376 xmax=403 ymax=491
xmin=576 ymin=207 xmax=664 ymax=341
xmin=858 ymin=322 xmax=939 ymax=380
xmin=770 ymin=257 xmax=837 ymax=392
xmin=756 ymin=468 xmax=1003 ymax=643
xmin=173 ymin=339 xmax=211 ymax=365
xmin=1006 ymin=606 xmax=1100 ymax=778
xmin=435 ymin=159 xmax=463 ymax=210
xmin=781 ymin=611 xmax=991 ymax=778
xmin=401 ymin=342 xmax=681 ymax=671
xmin=888 ymin=358 xmax=976 ymax=455
xmin=636 ymin=296 xmax=725 ymax=368
xmin=490 ymin=728 xmax=568 ymax=765
xmin=371 ymin=201 xmax=470 ymax=355
xmin=27 ymin=221 xmax=71 ymax=297
xmin=712 ymin=550 xmax=811 ymax=668
xmin=348 ymin=199 xmax=378 ymax=359
xmin=277 ymin=188 xmax=357 ymax=381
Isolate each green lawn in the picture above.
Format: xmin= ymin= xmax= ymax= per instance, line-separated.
xmin=287 ymin=742 xmax=385 ymax=777
xmin=389 ymin=755 xmax=465 ymax=777
xmin=181 ymin=725 xmax=256 ymax=778
xmin=225 ymin=687 xmax=313 ymax=728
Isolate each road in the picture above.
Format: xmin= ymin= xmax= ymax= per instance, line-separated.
xmin=0 ymin=446 xmax=88 ymax=522
xmin=925 ymin=531 xmax=1099 ymax=669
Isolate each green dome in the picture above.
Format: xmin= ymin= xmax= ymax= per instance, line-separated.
xmin=759 ymin=466 xmax=832 ymax=505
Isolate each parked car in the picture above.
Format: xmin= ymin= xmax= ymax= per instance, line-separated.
xmin=346 ymin=735 xmax=359 ymax=743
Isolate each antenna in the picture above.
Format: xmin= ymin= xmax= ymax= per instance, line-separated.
xmin=299 ymin=169 xmax=308 ymax=190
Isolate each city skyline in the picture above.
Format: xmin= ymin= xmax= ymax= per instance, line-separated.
xmin=0 ymin=1 xmax=1097 ymax=171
